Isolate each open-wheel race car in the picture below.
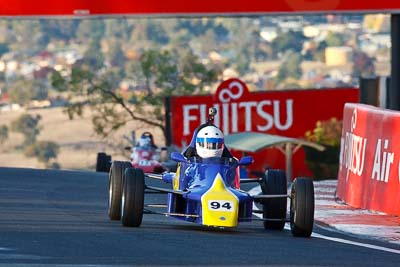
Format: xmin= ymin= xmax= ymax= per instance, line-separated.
xmin=96 ymin=131 xmax=174 ymax=174
xmin=107 ymin=108 xmax=315 ymax=237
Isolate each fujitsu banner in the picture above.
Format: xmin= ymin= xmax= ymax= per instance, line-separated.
xmin=337 ymin=103 xmax=400 ymax=216
xmin=170 ymin=78 xmax=359 ymax=178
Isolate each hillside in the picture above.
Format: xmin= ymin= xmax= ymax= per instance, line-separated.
xmin=0 ymin=107 xmax=165 ymax=170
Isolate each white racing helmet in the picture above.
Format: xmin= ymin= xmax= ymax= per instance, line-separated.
xmin=195 ymin=126 xmax=224 ymax=158
xmin=138 ymin=136 xmax=151 ymax=148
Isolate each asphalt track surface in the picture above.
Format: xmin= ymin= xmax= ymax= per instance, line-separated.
xmin=0 ymin=167 xmax=399 ymax=266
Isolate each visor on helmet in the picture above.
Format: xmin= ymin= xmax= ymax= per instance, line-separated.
xmin=196 ymin=137 xmax=224 ymax=150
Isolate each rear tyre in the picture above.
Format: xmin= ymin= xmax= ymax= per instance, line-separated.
xmin=153 ymin=165 xmax=166 ymax=174
xmin=96 ymin=153 xmax=112 ymax=172
xmin=108 ymin=161 xmax=132 ymax=220
xmin=290 ymin=177 xmax=314 ymax=237
xmin=261 ymin=169 xmax=287 ymax=230
xmin=121 ymin=168 xmax=145 ymax=227
xmin=105 ymin=154 xmax=112 ymax=172
xmin=96 ymin=152 xmax=107 ymax=172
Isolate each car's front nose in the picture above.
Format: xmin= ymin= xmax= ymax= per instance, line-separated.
xmin=200 ymin=173 xmax=239 ymax=227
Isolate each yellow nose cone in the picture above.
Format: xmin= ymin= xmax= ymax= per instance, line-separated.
xmin=201 ymin=173 xmax=239 ymax=227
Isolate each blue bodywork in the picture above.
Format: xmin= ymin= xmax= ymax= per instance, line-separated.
xmin=162 ymin=155 xmax=254 ymax=225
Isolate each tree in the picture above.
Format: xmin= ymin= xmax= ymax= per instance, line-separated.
xmin=104 ymin=38 xmax=126 ymax=68
xmin=81 ymin=40 xmax=104 ymax=71
xmin=0 ymin=125 xmax=8 ymax=144
xmin=76 ymin=19 xmax=105 ymax=42
xmin=104 ymin=19 xmax=132 ymax=40
xmin=191 ymin=28 xmax=218 ymax=56
xmin=11 ymin=114 xmax=41 ymax=146
xmin=275 ymin=51 xmax=303 ymax=85
xmin=325 ymin=31 xmax=345 ymax=47
xmin=51 ymin=48 xmax=220 ymax=143
xmin=24 ymin=141 xmax=60 ymax=168
xmin=9 ymin=20 xmax=47 ymax=55
xmin=7 ymin=77 xmax=48 ymax=106
xmin=227 ymin=18 xmax=256 ymax=74
xmin=39 ymin=19 xmax=80 ymax=41
xmin=272 ymin=30 xmax=304 ymax=56
xmin=146 ymin=21 xmax=169 ymax=45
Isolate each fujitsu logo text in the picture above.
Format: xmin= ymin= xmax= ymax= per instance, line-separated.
xmin=182 ymin=81 xmax=294 ymax=135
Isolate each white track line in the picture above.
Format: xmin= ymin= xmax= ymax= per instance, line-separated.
xmin=311 ymin=231 xmax=400 ymax=255
xmin=249 ymin=185 xmax=400 ymax=255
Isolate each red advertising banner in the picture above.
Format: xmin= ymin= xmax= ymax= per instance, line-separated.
xmin=337 ymin=103 xmax=400 ymax=216
xmin=0 ymin=0 xmax=399 ymax=16
xmin=170 ymin=78 xmax=359 ymax=178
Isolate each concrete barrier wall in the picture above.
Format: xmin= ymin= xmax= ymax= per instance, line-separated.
xmin=337 ymin=103 xmax=400 ymax=216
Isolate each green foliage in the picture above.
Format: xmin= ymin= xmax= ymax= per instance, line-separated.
xmin=11 ymin=114 xmax=42 ymax=146
xmin=9 ymin=20 xmax=47 ymax=55
xmin=276 ymin=51 xmax=303 ymax=84
xmin=305 ymin=117 xmax=343 ymax=147
xmin=0 ymin=17 xmax=378 ymax=75
xmin=7 ymin=77 xmax=48 ymax=106
xmin=304 ymin=117 xmax=343 ymax=180
xmin=146 ymin=21 xmax=169 ymax=44
xmin=105 ymin=38 xmax=127 ymax=68
xmin=272 ymin=31 xmax=304 ymax=55
xmin=325 ymin=31 xmax=345 ymax=47
xmin=175 ymin=18 xmax=218 ymax=37
xmin=0 ymin=125 xmax=8 ymax=144
xmin=51 ymin=48 xmax=220 ymax=142
xmin=83 ymin=40 xmax=105 ymax=70
xmin=49 ymin=162 xmax=61 ymax=169
xmin=234 ymin=48 xmax=251 ymax=75
xmin=76 ymin=19 xmax=105 ymax=42
xmin=24 ymin=141 xmax=60 ymax=166
xmin=39 ymin=19 xmax=80 ymax=41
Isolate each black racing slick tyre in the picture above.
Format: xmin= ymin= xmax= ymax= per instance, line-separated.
xmin=105 ymin=154 xmax=112 ymax=172
xmin=96 ymin=152 xmax=112 ymax=172
xmin=108 ymin=161 xmax=132 ymax=220
xmin=261 ymin=169 xmax=287 ymax=230
xmin=96 ymin=153 xmax=107 ymax=172
xmin=121 ymin=168 xmax=145 ymax=227
xmin=290 ymin=177 xmax=315 ymax=237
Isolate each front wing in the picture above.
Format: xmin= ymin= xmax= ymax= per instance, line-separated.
xmin=143 ymin=172 xmax=290 ymax=227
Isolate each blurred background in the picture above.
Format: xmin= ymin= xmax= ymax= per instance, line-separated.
xmin=0 ymin=14 xmax=390 ymax=171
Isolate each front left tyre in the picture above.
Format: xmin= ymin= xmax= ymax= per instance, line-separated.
xmin=121 ymin=168 xmax=145 ymax=227
xmin=290 ymin=177 xmax=315 ymax=237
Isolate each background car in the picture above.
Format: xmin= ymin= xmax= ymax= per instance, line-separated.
xmin=96 ymin=131 xmax=177 ymax=173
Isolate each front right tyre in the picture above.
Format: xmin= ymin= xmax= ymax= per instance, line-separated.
xmin=121 ymin=168 xmax=145 ymax=227
xmin=261 ymin=169 xmax=287 ymax=230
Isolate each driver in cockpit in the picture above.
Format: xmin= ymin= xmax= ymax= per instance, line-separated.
xmin=183 ymin=108 xmax=232 ymax=159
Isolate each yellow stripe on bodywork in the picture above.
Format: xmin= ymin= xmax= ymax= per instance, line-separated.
xmin=173 ymin=163 xmax=181 ymax=190
xmin=201 ymin=173 xmax=239 ymax=227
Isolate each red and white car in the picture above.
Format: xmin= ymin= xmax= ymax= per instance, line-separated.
xmin=96 ymin=132 xmax=175 ymax=174
xmin=128 ymin=133 xmax=166 ymax=173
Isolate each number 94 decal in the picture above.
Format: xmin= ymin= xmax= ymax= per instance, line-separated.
xmin=208 ymin=200 xmax=234 ymax=212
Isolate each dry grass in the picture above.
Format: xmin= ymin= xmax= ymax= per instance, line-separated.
xmin=0 ymin=106 xmax=165 ymax=171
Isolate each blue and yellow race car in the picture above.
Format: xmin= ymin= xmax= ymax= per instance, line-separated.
xmin=107 ymin=108 xmax=315 ymax=237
